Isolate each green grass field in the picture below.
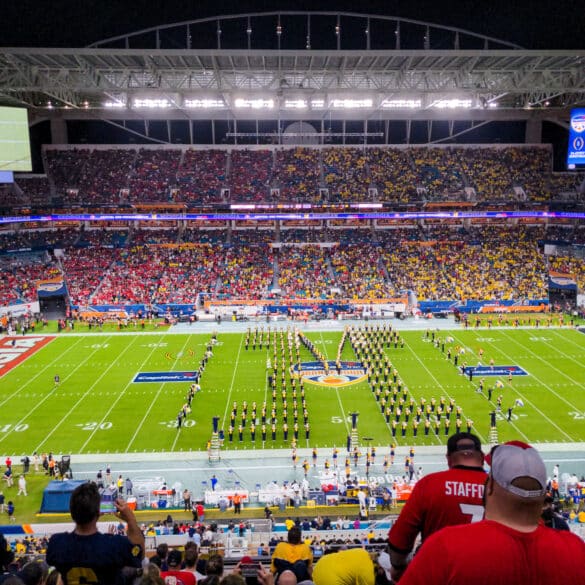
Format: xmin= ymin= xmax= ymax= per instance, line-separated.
xmin=1 ymin=325 xmax=585 ymax=457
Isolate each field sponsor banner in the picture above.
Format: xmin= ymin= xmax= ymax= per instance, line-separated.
xmin=463 ymin=365 xmax=528 ymax=377
xmin=0 ymin=336 xmax=55 ymax=377
xmin=0 ymin=301 xmax=39 ymax=318
xmin=478 ymin=304 xmax=547 ymax=313
xmin=133 ymin=371 xmax=199 ymax=383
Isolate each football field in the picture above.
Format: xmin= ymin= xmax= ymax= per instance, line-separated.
xmin=1 ymin=324 xmax=584 ymax=456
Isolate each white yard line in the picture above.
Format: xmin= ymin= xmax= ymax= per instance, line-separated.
xmin=0 ymin=336 xmax=114 ymax=447
xmin=169 ymin=335 xmax=201 ymax=452
xmin=498 ymin=330 xmax=584 ymax=412
xmin=461 ymin=332 xmax=574 ymax=442
xmin=70 ymin=336 xmax=162 ymax=453
xmin=403 ymin=340 xmax=486 ymax=445
xmin=35 ymin=335 xmax=141 ymax=452
xmin=449 ymin=332 xmax=531 ymax=442
xmin=122 ymin=334 xmax=195 ymax=454
xmin=0 ymin=336 xmax=85 ymax=410
xmin=319 ymin=330 xmax=351 ymax=437
xmin=220 ymin=334 xmax=245 ymax=430
xmin=541 ymin=329 xmax=585 ymax=376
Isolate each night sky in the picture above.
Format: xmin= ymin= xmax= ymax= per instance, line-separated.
xmin=3 ymin=0 xmax=584 ymax=50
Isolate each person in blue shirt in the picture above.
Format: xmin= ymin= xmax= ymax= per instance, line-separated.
xmin=47 ymin=482 xmax=144 ymax=585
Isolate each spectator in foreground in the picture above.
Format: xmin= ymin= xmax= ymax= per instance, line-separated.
xmin=399 ymin=441 xmax=585 ymax=585
xmin=198 ymin=554 xmax=224 ymax=585
xmin=183 ymin=542 xmax=206 ymax=581
xmin=160 ymin=549 xmax=195 ymax=585
xmin=271 ymin=526 xmax=313 ymax=584
xmin=312 ymin=548 xmax=374 ymax=585
xmin=387 ymin=432 xmax=487 ymax=582
xmin=0 ymin=534 xmax=15 ymax=582
xmin=46 ymin=482 xmax=144 ymax=585
xmin=541 ymin=495 xmax=570 ymax=531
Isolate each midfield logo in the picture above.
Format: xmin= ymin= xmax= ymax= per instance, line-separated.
xmin=292 ymin=360 xmax=366 ymax=387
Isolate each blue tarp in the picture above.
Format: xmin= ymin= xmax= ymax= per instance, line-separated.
xmin=40 ymin=480 xmax=86 ymax=513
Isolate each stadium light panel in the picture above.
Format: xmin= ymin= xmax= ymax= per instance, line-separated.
xmin=133 ymin=98 xmax=171 ymax=109
xmin=184 ymin=98 xmax=225 ymax=109
xmin=234 ymin=98 xmax=274 ymax=109
xmin=433 ymin=99 xmax=473 ymax=109
xmin=330 ymin=98 xmax=373 ymax=109
xmin=284 ymin=99 xmax=308 ymax=109
xmin=104 ymin=101 xmax=125 ymax=108
xmin=381 ymin=99 xmax=422 ymax=109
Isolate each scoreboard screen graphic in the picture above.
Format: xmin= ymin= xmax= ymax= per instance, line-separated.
xmin=0 ymin=107 xmax=31 ymax=172
xmin=567 ymin=108 xmax=585 ymax=170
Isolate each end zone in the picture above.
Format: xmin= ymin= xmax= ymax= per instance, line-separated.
xmin=0 ymin=336 xmax=56 ymax=377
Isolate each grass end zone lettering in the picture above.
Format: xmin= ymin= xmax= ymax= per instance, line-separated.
xmin=0 ymin=336 xmax=55 ymax=377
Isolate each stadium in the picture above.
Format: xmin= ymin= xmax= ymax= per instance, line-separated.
xmin=0 ymin=5 xmax=584 ymax=583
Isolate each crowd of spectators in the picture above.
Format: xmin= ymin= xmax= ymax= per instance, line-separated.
xmin=410 ymin=147 xmax=466 ymax=199
xmin=368 ymin=148 xmax=418 ymax=203
xmin=331 ymin=244 xmax=396 ymax=300
xmin=276 ymin=247 xmax=334 ymax=299
xmin=216 ymin=246 xmax=275 ymax=299
xmin=45 ymin=148 xmax=92 ymax=199
xmin=273 ymin=148 xmax=322 ymax=203
xmin=181 ymin=228 xmax=226 ymax=245
xmin=28 ymin=228 xmax=80 ymax=250
xmin=79 ymin=149 xmax=137 ymax=205
xmin=177 ymin=149 xmax=228 ymax=203
xmin=229 ymin=229 xmax=274 ymax=246
xmin=10 ymin=145 xmax=582 ymax=208
xmin=61 ymin=247 xmax=118 ymax=306
xmin=0 ymin=254 xmax=59 ymax=304
xmin=131 ymin=228 xmax=180 ymax=246
xmin=12 ymin=177 xmax=52 ymax=206
xmin=229 ymin=150 xmax=273 ymax=201
xmin=0 ymin=232 xmax=32 ymax=252
xmin=129 ymin=149 xmax=182 ymax=203
xmin=0 ymin=223 xmax=582 ymax=306
xmin=322 ymin=147 xmax=371 ymax=201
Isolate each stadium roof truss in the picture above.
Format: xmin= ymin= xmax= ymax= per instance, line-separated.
xmin=0 ymin=12 xmax=584 ymax=129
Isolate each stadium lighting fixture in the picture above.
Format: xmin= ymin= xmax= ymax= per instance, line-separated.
xmin=104 ymin=100 xmax=125 ymax=108
xmin=133 ymin=98 xmax=171 ymax=109
xmin=284 ymin=99 xmax=308 ymax=109
xmin=381 ymin=99 xmax=422 ymax=109
xmin=310 ymin=99 xmax=325 ymax=109
xmin=234 ymin=98 xmax=274 ymax=109
xmin=184 ymin=98 xmax=225 ymax=109
xmin=330 ymin=98 xmax=373 ymax=109
xmin=433 ymin=98 xmax=473 ymax=109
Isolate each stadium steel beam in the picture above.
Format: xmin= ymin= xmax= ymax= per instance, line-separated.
xmin=1 ymin=47 xmax=585 ymax=116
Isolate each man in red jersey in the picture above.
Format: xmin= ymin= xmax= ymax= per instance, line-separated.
xmin=399 ymin=441 xmax=585 ymax=585
xmin=387 ymin=432 xmax=486 ymax=582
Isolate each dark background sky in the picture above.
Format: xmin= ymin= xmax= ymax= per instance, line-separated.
xmin=4 ymin=1 xmax=584 ymax=171
xmin=2 ymin=0 xmax=584 ymax=49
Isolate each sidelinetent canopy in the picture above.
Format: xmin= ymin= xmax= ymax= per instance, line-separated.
xmin=40 ymin=480 xmax=86 ymax=513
